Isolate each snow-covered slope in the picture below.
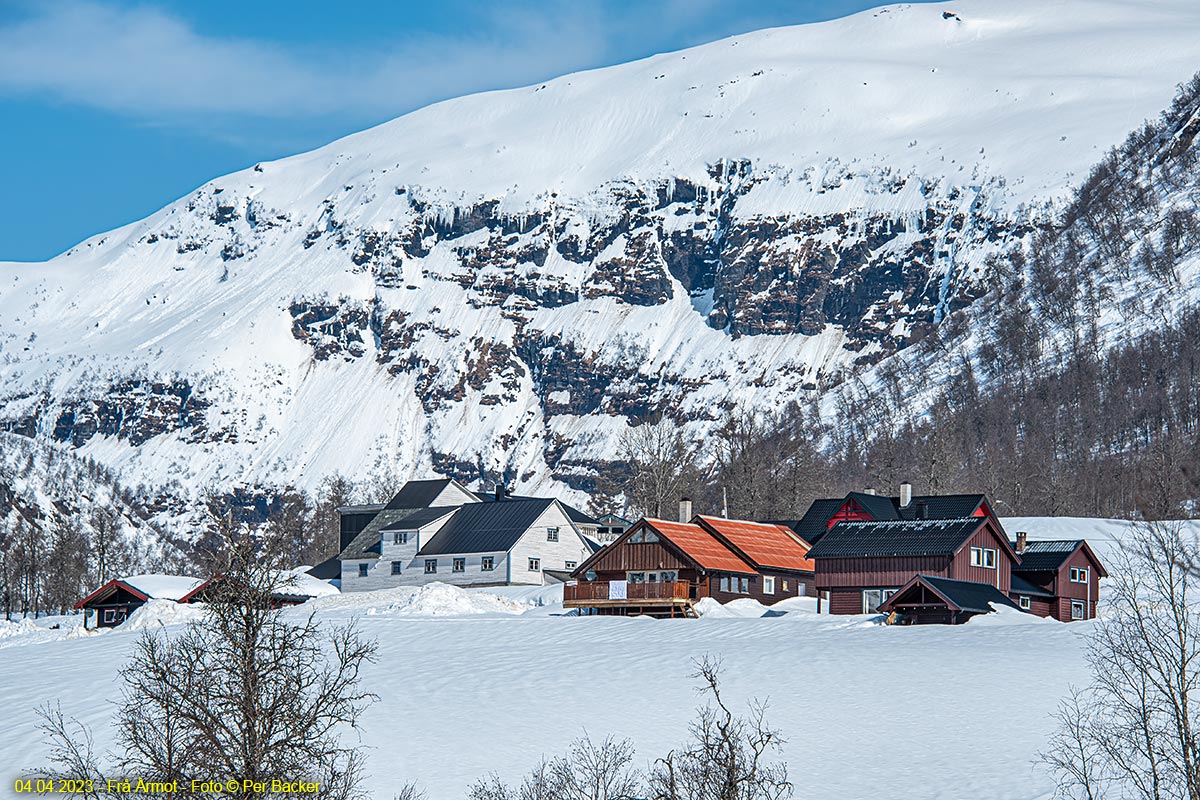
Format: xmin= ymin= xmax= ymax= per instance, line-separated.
xmin=3 ymin=0 xmax=1200 ymax=521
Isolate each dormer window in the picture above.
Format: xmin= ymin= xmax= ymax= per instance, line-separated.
xmin=391 ymin=531 xmax=410 ymax=545
xmin=970 ymin=547 xmax=997 ymax=569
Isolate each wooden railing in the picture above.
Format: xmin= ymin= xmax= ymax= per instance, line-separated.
xmin=564 ymin=580 xmax=690 ymax=603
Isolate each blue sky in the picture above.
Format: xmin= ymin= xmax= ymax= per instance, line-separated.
xmin=0 ymin=0 xmax=937 ymax=261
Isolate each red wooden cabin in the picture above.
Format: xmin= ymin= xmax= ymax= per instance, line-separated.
xmin=805 ymin=516 xmax=1019 ymax=616
xmin=1008 ymin=535 xmax=1107 ymax=621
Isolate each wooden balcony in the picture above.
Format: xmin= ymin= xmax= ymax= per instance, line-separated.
xmin=563 ymin=580 xmax=695 ymax=616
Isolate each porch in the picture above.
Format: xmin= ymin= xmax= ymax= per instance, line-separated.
xmin=563 ymin=580 xmax=697 ymax=618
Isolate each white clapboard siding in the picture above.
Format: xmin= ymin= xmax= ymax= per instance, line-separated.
xmin=508 ymin=501 xmax=593 ymax=582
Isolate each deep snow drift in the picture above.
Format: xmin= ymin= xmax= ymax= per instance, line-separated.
xmin=2 ymin=517 xmax=1179 ymax=799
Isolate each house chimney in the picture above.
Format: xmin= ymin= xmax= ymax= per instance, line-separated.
xmin=915 ymin=500 xmax=928 ymax=520
xmin=494 ymin=484 xmax=506 ymax=502
xmin=679 ymin=496 xmax=693 ymax=523
xmin=1015 ymin=531 xmax=1028 ymax=554
xmin=899 ymin=482 xmax=913 ymax=508
xmin=864 ymin=487 xmax=877 ymax=496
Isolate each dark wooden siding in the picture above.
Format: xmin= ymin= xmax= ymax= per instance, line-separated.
xmin=586 ymin=539 xmax=691 ymax=573
xmin=828 ymin=589 xmax=867 ymax=615
xmin=814 ymin=555 xmax=949 ymax=590
xmin=948 ymin=524 xmax=1012 ymax=593
xmin=705 ymin=568 xmax=813 ymax=605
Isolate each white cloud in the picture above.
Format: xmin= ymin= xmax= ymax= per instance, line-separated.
xmin=0 ymin=1 xmax=613 ymax=122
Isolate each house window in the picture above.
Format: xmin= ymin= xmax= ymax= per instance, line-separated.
xmin=739 ymin=577 xmax=750 ymax=594
xmin=390 ymin=561 xmax=403 ymax=575
xmin=103 ymin=609 xmax=116 ymax=623
xmin=782 ymin=580 xmax=790 ymax=592
xmin=863 ymin=588 xmax=897 ymax=613
xmin=358 ymin=563 xmax=369 ymax=578
xmin=1018 ymin=595 xmax=1031 ymax=610
xmin=529 ymin=558 xmax=541 ymax=572
xmin=481 ymin=556 xmax=495 ymax=571
xmin=719 ymin=575 xmax=730 ymax=592
xmin=546 ymin=527 xmax=559 ymax=542
xmin=1070 ymin=567 xmax=1089 ymax=583
xmin=392 ymin=532 xmax=410 ymax=545
xmin=425 ymin=559 xmax=437 ymax=574
xmin=1071 ymin=601 xmax=1085 ymax=620
xmin=763 ymin=576 xmax=776 ymax=595
xmin=565 ymin=560 xmax=577 ymax=569
xmin=453 ymin=558 xmax=466 ymax=573
xmin=970 ymin=547 xmax=998 ymax=569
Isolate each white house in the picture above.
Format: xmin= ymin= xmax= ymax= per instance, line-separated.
xmin=338 ymin=479 xmax=597 ymax=592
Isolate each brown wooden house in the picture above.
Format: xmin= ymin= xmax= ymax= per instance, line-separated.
xmin=1008 ymin=535 xmax=1107 ymax=621
xmin=564 ymin=514 xmax=812 ymax=617
xmin=805 ymin=516 xmax=1020 ymax=617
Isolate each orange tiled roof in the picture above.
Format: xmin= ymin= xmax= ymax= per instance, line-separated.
xmin=643 ymin=518 xmax=758 ymax=575
xmin=695 ymin=515 xmax=815 ymax=572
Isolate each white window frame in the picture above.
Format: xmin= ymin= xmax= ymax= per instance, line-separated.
xmin=103 ymin=609 xmax=116 ymax=623
xmin=970 ymin=546 xmax=998 ymax=569
xmin=719 ymin=575 xmax=730 ymax=592
xmin=546 ymin=527 xmax=559 ymax=542
xmin=565 ymin=560 xmax=577 ymax=569
xmin=452 ymin=558 xmax=466 ymax=573
xmin=390 ymin=561 xmax=403 ymax=575
xmin=1071 ymin=600 xmax=1085 ymax=620
xmin=763 ymin=576 xmax=776 ymax=595
xmin=424 ymin=559 xmax=437 ymax=574
xmin=481 ymin=556 xmax=495 ymax=571
xmin=1018 ymin=595 xmax=1031 ymax=610
xmin=528 ymin=558 xmax=541 ymax=572
xmin=1070 ymin=567 xmax=1089 ymax=584
xmin=739 ymin=577 xmax=750 ymax=594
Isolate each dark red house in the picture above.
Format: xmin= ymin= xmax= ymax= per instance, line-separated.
xmin=74 ymin=574 xmax=204 ymax=629
xmin=1008 ymin=535 xmax=1107 ymax=621
xmin=805 ymin=516 xmax=1020 ymax=616
xmin=564 ymin=514 xmax=814 ymax=617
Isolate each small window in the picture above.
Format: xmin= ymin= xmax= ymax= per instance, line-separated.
xmin=528 ymin=558 xmax=541 ymax=572
xmin=358 ymin=563 xmax=369 ymax=578
xmin=782 ymin=580 xmax=790 ymax=592
xmin=453 ymin=558 xmax=465 ymax=573
xmin=1070 ymin=567 xmax=1089 ymax=584
xmin=629 ymin=572 xmax=645 ymax=584
xmin=1071 ymin=601 xmax=1085 ymax=620
xmin=546 ymin=527 xmax=559 ymax=542
xmin=565 ymin=560 xmax=577 ymax=569
xmin=763 ymin=576 xmax=776 ymax=595
xmin=630 ymin=531 xmax=644 ymax=543
xmin=481 ymin=556 xmax=495 ymax=571
xmin=740 ymin=577 xmax=750 ymax=594
xmin=425 ymin=559 xmax=437 ymax=574
xmin=103 ymin=609 xmax=116 ymax=623
xmin=391 ymin=532 xmax=410 ymax=545
xmin=970 ymin=547 xmax=998 ymax=569
xmin=390 ymin=561 xmax=402 ymax=575
xmin=1018 ymin=595 xmax=1031 ymax=610
xmin=719 ymin=575 xmax=730 ymax=592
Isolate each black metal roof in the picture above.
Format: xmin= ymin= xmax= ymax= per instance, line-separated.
xmin=911 ymin=575 xmax=1021 ymax=613
xmin=806 ymin=518 xmax=988 ymax=560
xmin=384 ymin=479 xmax=466 ymax=510
xmin=473 ymin=492 xmax=599 ymax=527
xmin=338 ymin=506 xmax=457 ymax=560
xmin=306 ymin=554 xmax=342 ymax=580
xmin=1011 ymin=539 xmax=1084 ymax=573
xmin=783 ymin=493 xmax=990 ymax=546
xmin=419 ymin=498 xmax=558 ymax=556
xmin=1010 ymin=573 xmax=1055 ymax=598
xmin=771 ymin=498 xmax=844 ymax=545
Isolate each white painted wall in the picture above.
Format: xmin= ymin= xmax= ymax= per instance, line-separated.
xmin=508 ymin=502 xmax=593 ymax=583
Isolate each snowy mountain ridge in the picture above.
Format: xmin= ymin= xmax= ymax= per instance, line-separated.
xmin=3 ymin=0 xmax=1200 ymax=523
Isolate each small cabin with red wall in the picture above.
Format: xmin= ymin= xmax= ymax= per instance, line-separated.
xmin=879 ymin=574 xmax=1022 ymax=624
xmin=1008 ymin=535 xmax=1107 ymax=621
xmin=73 ymin=574 xmax=204 ymax=629
xmin=805 ymin=516 xmax=1019 ymax=617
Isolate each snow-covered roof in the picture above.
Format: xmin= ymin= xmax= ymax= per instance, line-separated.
xmin=122 ymin=574 xmax=205 ymax=601
xmin=277 ymin=568 xmax=339 ymax=599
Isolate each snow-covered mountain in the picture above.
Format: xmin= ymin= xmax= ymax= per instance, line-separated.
xmin=3 ymin=0 xmax=1200 ymax=520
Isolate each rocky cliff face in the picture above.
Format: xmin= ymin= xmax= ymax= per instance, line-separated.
xmin=2 ymin=0 xmax=1199 ymax=525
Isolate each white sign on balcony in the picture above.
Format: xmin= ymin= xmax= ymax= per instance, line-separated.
xmin=608 ymin=580 xmax=627 ymax=600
